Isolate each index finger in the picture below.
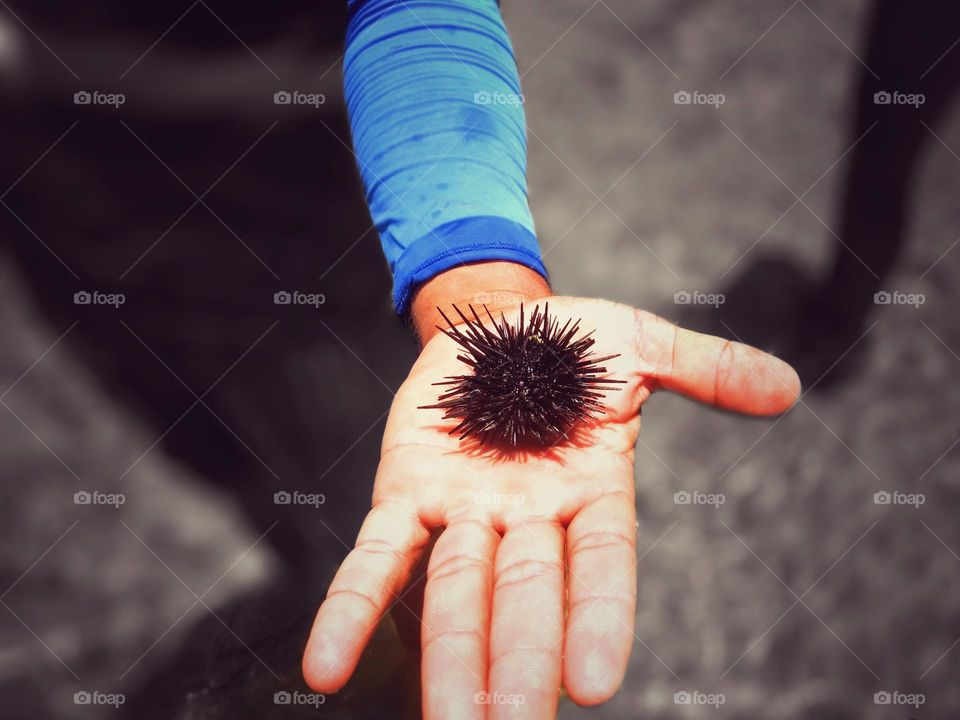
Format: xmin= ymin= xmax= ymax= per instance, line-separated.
xmin=634 ymin=309 xmax=800 ymax=415
xmin=564 ymin=490 xmax=637 ymax=705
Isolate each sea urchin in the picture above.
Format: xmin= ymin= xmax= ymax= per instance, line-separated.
xmin=419 ymin=303 xmax=625 ymax=447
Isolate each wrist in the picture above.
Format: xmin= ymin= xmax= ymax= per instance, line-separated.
xmin=410 ymin=261 xmax=552 ymax=344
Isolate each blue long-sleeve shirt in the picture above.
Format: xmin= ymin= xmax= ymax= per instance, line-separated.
xmin=344 ymin=0 xmax=548 ymax=312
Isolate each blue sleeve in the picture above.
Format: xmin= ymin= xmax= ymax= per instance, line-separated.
xmin=344 ymin=0 xmax=549 ymax=313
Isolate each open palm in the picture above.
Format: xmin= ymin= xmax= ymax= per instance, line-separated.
xmin=303 ymin=296 xmax=799 ymax=719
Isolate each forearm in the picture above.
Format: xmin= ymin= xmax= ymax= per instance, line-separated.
xmin=344 ymin=0 xmax=548 ymax=315
xmin=411 ymin=261 xmax=552 ymax=344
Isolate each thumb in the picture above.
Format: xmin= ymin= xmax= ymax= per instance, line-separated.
xmin=634 ymin=309 xmax=800 ymax=415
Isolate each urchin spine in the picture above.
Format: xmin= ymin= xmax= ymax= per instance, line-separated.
xmin=419 ymin=303 xmax=624 ymax=446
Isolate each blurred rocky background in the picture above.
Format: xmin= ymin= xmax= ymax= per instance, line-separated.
xmin=0 ymin=1 xmax=958 ymax=718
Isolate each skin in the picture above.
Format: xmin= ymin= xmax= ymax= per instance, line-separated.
xmin=303 ymin=262 xmax=800 ymax=719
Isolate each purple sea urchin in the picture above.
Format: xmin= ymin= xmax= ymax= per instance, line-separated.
xmin=420 ymin=303 xmax=625 ymax=447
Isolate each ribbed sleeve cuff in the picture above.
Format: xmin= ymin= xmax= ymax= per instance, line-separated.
xmin=391 ymin=216 xmax=549 ymax=314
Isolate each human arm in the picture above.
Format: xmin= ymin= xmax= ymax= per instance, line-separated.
xmin=303 ymin=2 xmax=800 ymax=718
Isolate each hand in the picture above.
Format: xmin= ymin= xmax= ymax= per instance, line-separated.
xmin=302 ymin=284 xmax=799 ymax=718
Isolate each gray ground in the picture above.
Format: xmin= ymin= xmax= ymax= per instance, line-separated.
xmin=1 ymin=1 xmax=959 ymax=718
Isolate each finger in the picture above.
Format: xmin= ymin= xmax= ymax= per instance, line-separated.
xmin=303 ymin=501 xmax=428 ymax=692
xmin=563 ymin=491 xmax=637 ymax=705
xmin=488 ymin=518 xmax=564 ymax=718
xmin=421 ymin=520 xmax=498 ymax=720
xmin=392 ymin=529 xmax=441 ymax=652
xmin=635 ymin=309 xmax=800 ymax=415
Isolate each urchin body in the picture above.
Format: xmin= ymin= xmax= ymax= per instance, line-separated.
xmin=420 ymin=303 xmax=624 ymax=446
